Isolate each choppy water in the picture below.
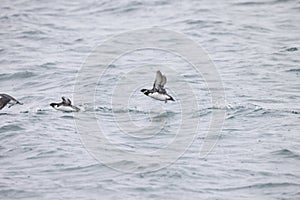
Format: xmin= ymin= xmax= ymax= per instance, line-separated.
xmin=1 ymin=0 xmax=300 ymax=199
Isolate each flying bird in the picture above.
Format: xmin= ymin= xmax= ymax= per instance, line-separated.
xmin=50 ymin=97 xmax=80 ymax=112
xmin=0 ymin=94 xmax=23 ymax=110
xmin=141 ymin=70 xmax=175 ymax=103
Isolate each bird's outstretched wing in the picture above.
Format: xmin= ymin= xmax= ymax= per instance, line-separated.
xmin=161 ymin=75 xmax=167 ymax=87
xmin=67 ymin=98 xmax=72 ymax=105
xmin=152 ymin=71 xmax=167 ymax=94
xmin=0 ymin=96 xmax=10 ymax=110
xmin=62 ymin=97 xmax=67 ymax=103
xmin=153 ymin=71 xmax=163 ymax=91
xmin=62 ymin=97 xmax=72 ymax=105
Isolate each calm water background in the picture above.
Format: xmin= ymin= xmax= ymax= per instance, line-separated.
xmin=1 ymin=0 xmax=300 ymax=199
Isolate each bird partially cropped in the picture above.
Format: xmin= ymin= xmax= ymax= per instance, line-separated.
xmin=0 ymin=93 xmax=23 ymax=110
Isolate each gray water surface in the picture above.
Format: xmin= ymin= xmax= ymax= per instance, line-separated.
xmin=1 ymin=0 xmax=300 ymax=199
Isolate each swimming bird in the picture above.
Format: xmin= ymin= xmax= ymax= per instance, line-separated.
xmin=50 ymin=97 xmax=80 ymax=112
xmin=0 ymin=93 xmax=23 ymax=110
xmin=141 ymin=70 xmax=175 ymax=103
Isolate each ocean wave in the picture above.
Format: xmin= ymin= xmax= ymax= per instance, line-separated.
xmin=0 ymin=124 xmax=24 ymax=132
xmin=0 ymin=71 xmax=36 ymax=80
xmin=271 ymin=149 xmax=300 ymax=160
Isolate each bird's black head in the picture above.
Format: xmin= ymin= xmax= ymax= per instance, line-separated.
xmin=50 ymin=103 xmax=58 ymax=108
xmin=140 ymin=89 xmax=149 ymax=96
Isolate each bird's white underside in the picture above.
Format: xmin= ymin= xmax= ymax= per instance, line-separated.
xmin=148 ymin=92 xmax=170 ymax=101
xmin=53 ymin=105 xmax=78 ymax=112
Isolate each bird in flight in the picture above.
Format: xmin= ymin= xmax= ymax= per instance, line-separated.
xmin=0 ymin=94 xmax=23 ymax=110
xmin=141 ymin=70 xmax=175 ymax=103
xmin=50 ymin=97 xmax=80 ymax=112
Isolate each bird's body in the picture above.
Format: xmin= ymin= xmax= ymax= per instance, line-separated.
xmin=0 ymin=94 xmax=23 ymax=110
xmin=141 ymin=71 xmax=175 ymax=103
xmin=148 ymin=91 xmax=173 ymax=101
xmin=50 ymin=97 xmax=80 ymax=112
